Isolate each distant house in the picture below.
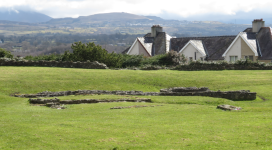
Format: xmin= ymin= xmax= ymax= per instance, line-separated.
xmin=223 ymin=19 xmax=272 ymax=63
xmin=124 ymin=19 xmax=272 ymax=63
xmin=117 ymin=43 xmax=126 ymax=46
xmin=123 ymin=25 xmax=172 ymax=57
xmin=222 ymin=32 xmax=258 ymax=62
xmin=171 ymin=36 xmax=235 ymax=61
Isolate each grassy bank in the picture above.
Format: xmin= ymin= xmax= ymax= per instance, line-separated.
xmin=0 ymin=67 xmax=272 ymax=149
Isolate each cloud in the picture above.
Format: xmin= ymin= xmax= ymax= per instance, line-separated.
xmin=0 ymin=0 xmax=272 ymax=19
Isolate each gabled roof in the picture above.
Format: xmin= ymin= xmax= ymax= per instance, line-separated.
xmin=126 ymin=38 xmax=152 ymax=56
xmin=256 ymin=27 xmax=272 ymax=60
xmin=171 ymin=36 xmax=236 ymax=60
xmin=179 ymin=40 xmax=206 ymax=56
xmin=123 ymin=32 xmax=168 ymax=56
xmin=137 ymin=37 xmax=153 ymax=56
xmin=222 ymin=32 xmax=258 ymax=57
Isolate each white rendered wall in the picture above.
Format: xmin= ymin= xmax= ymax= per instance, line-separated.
xmin=128 ymin=40 xmax=140 ymax=55
xmin=128 ymin=40 xmax=150 ymax=57
xmin=241 ymin=38 xmax=258 ymax=61
xmin=224 ymin=37 xmax=242 ymax=62
xmin=180 ymin=44 xmax=204 ymax=61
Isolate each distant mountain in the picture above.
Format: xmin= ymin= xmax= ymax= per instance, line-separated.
xmin=0 ymin=10 xmax=52 ymax=23
xmin=145 ymin=16 xmax=165 ymax=21
xmin=46 ymin=12 xmax=152 ymax=25
xmin=158 ymin=10 xmax=272 ymax=24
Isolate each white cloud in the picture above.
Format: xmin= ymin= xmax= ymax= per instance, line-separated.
xmin=1 ymin=0 xmax=272 ymax=19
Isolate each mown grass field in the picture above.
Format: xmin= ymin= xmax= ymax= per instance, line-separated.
xmin=0 ymin=67 xmax=272 ymax=149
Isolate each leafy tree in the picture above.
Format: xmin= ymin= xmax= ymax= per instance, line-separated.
xmin=68 ymin=42 xmax=108 ymax=62
xmin=0 ymin=47 xmax=13 ymax=58
xmin=62 ymin=41 xmax=123 ymax=68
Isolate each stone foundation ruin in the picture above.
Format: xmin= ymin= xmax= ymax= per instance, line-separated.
xmin=16 ymin=87 xmax=256 ymax=101
xmin=28 ymin=97 xmax=152 ymax=109
xmin=29 ymin=98 xmax=151 ymax=105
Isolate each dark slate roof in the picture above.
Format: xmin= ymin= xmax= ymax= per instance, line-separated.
xmin=144 ymin=33 xmax=151 ymax=37
xmin=122 ymin=46 xmax=130 ymax=54
xmin=244 ymin=28 xmax=253 ymax=32
xmin=256 ymin=27 xmax=272 ymax=60
xmin=144 ymin=37 xmax=154 ymax=43
xmin=246 ymin=32 xmax=257 ymax=39
xmin=170 ymin=36 xmax=236 ymax=60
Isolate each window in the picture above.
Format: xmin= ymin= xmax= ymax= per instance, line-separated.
xmin=200 ymin=58 xmax=203 ymax=61
xmin=194 ymin=52 xmax=197 ymax=60
xmin=245 ymin=56 xmax=254 ymax=61
xmin=230 ymin=56 xmax=238 ymax=62
xmin=189 ymin=57 xmax=193 ymax=61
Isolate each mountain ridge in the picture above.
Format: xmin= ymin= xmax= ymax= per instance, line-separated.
xmin=46 ymin=12 xmax=157 ymax=25
xmin=0 ymin=10 xmax=52 ymax=23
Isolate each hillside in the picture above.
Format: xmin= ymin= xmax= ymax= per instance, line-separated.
xmin=0 ymin=10 xmax=52 ymax=23
xmin=47 ymin=12 xmax=152 ymax=25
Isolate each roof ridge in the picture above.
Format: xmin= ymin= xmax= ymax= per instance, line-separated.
xmin=173 ymin=35 xmax=236 ymax=39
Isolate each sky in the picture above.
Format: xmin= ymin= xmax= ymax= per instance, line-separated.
xmin=1 ymin=0 xmax=272 ymax=22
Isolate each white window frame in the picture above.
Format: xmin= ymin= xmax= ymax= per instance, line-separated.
xmin=244 ymin=55 xmax=254 ymax=61
xmin=230 ymin=56 xmax=238 ymax=62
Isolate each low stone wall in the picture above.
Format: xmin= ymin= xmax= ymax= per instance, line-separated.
xmin=159 ymin=90 xmax=256 ymax=101
xmin=29 ymin=98 xmax=151 ymax=105
xmin=160 ymin=87 xmax=256 ymax=101
xmin=19 ymin=87 xmax=256 ymax=101
xmin=172 ymin=63 xmax=272 ymax=71
xmin=16 ymin=90 xmax=159 ymax=98
xmin=160 ymin=87 xmax=210 ymax=93
xmin=0 ymin=58 xmax=108 ymax=69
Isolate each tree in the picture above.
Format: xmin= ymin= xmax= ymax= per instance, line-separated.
xmin=69 ymin=41 xmax=108 ymax=62
xmin=0 ymin=47 xmax=13 ymax=58
xmin=62 ymin=41 xmax=123 ymax=68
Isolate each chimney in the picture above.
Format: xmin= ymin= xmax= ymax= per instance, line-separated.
xmin=151 ymin=25 xmax=163 ymax=37
xmin=252 ymin=19 xmax=265 ymax=32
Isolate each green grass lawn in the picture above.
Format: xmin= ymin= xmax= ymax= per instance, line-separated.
xmin=0 ymin=67 xmax=272 ymax=149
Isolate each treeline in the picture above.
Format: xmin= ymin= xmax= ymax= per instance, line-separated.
xmin=23 ymin=42 xmax=186 ymax=68
xmin=0 ymin=33 xmax=142 ymax=55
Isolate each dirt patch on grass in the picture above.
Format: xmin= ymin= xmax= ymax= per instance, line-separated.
xmin=258 ymin=96 xmax=268 ymax=101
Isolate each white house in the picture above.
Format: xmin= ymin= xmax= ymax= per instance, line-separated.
xmin=222 ymin=32 xmax=258 ymax=62
xmin=123 ymin=25 xmax=172 ymax=56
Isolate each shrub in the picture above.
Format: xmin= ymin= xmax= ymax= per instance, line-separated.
xmin=0 ymin=47 xmax=13 ymax=58
xmin=166 ymin=50 xmax=188 ymax=65
xmin=121 ymin=54 xmax=144 ymax=67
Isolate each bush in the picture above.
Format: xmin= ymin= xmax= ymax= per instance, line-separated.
xmin=141 ymin=54 xmax=167 ymax=66
xmin=166 ymin=50 xmax=188 ymax=65
xmin=63 ymin=42 xmax=123 ymax=68
xmin=121 ymin=54 xmax=144 ymax=67
xmin=0 ymin=47 xmax=13 ymax=58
